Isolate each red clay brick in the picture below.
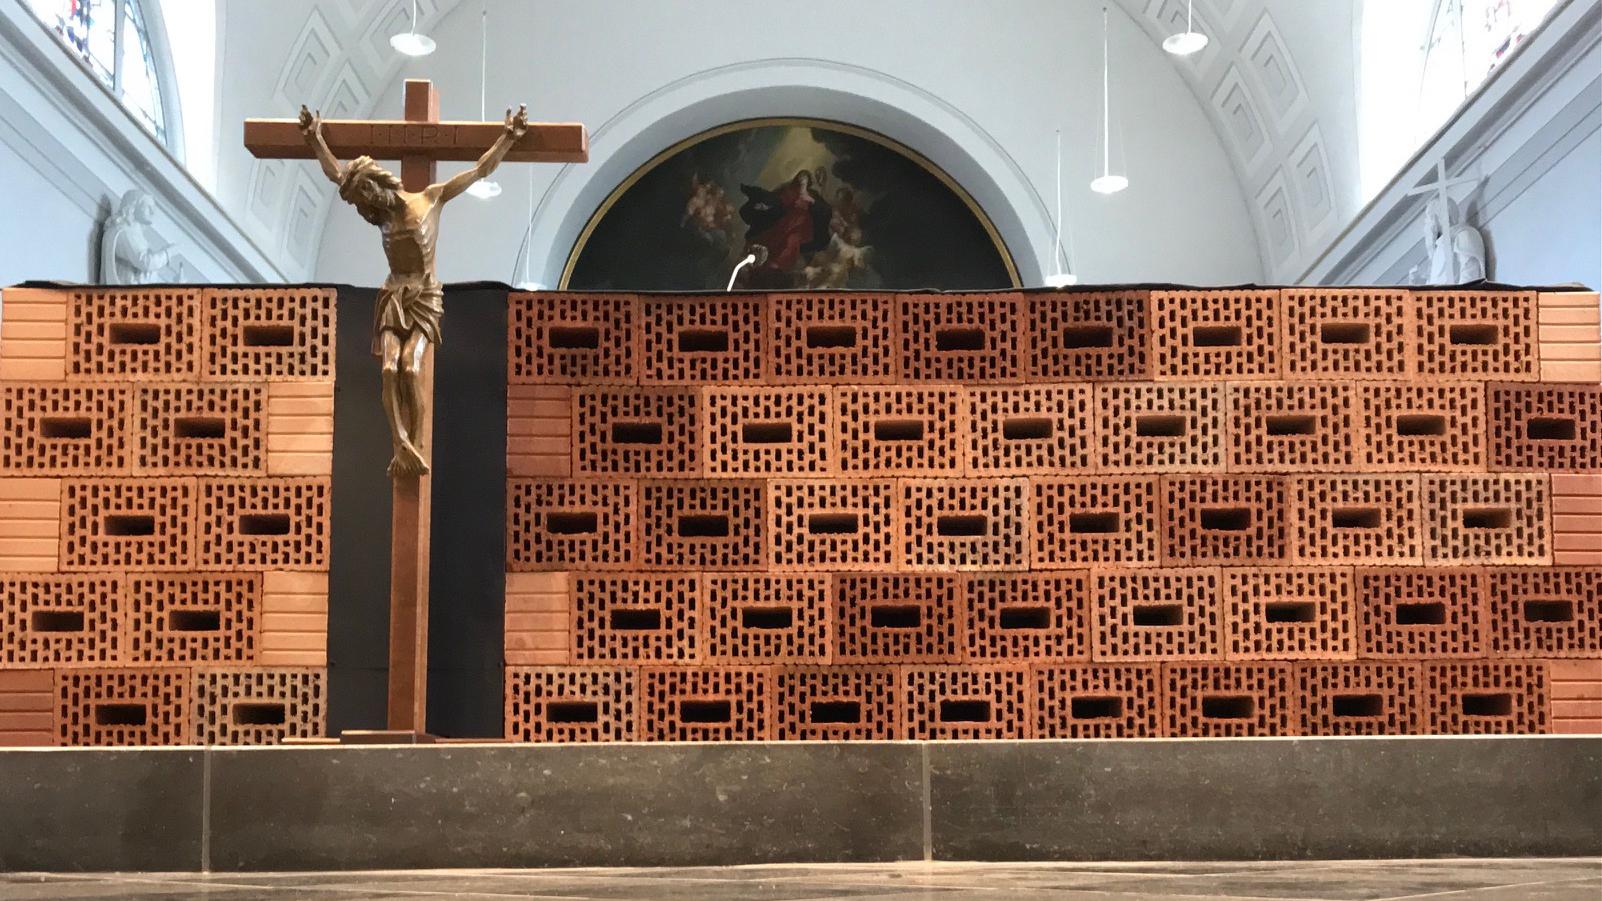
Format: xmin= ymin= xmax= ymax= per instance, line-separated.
xmin=1227 ymin=383 xmax=1357 ymax=472
xmin=766 ymin=293 xmax=897 ymax=384
xmin=1289 ymin=475 xmax=1422 ymax=565
xmin=1488 ymin=383 xmax=1602 ymax=472
xmin=265 ymin=382 xmax=334 ymax=477
xmin=1281 ymin=288 xmax=1411 ymax=380
xmin=1092 ymin=567 xmax=1222 ymax=661
xmin=1545 ymin=658 xmax=1602 ymax=734
xmin=506 ymin=479 xmax=637 ymax=571
xmin=1413 ymin=289 xmax=1538 ymax=381
xmin=0 ymin=668 xmax=55 ymax=746
xmin=639 ymin=665 xmax=771 ymax=741
xmin=504 ymin=572 xmax=569 ymax=666
xmin=506 ymin=384 xmax=572 ymax=478
xmin=1032 ymin=476 xmax=1159 ymax=569
xmin=0 ymin=476 xmax=62 ymax=572
xmin=0 ymin=383 xmax=131 ymax=475
xmin=1025 ymin=290 xmax=1151 ymax=381
xmin=201 ymin=288 xmax=335 ymax=381
xmin=1486 ymin=567 xmax=1602 ymax=658
xmin=1357 ymin=383 xmax=1486 ymax=472
xmin=897 ymin=293 xmax=1022 ymax=383
xmin=1097 ymin=383 xmax=1225 ymax=472
xmin=504 ymin=665 xmax=637 ymax=742
xmin=193 ymin=666 xmax=325 ymax=745
xmin=902 ymin=664 xmax=1029 ymax=739
xmin=703 ymin=573 xmax=831 ymax=664
xmin=134 ymin=385 xmax=265 ymax=475
xmin=639 ymin=480 xmax=765 ymax=571
xmin=835 ymin=573 xmax=961 ymax=663
xmin=0 ymin=574 xmax=124 ymax=667
xmin=196 ymin=478 xmax=330 ymax=570
xmin=964 ymin=385 xmax=1094 ymax=474
xmin=835 ymin=386 xmax=964 ymax=477
xmin=640 ymin=295 xmax=764 ymax=384
xmin=1163 ymin=662 xmax=1295 ymax=737
xmin=127 ymin=573 xmax=259 ymax=665
xmin=1296 ymin=661 xmax=1422 ymax=735
xmin=68 ymin=289 xmax=200 ymax=381
xmin=1421 ymin=661 xmax=1549 ymax=734
xmin=1032 ymin=663 xmax=1163 ymax=738
xmin=773 ymin=664 xmax=901 ymax=740
xmin=571 ymin=573 xmax=699 ymax=663
xmin=56 ymin=666 xmax=191 ymax=746
xmin=1423 ymin=475 xmax=1551 ymax=565
xmin=703 ymin=387 xmax=834 ymax=477
xmin=60 ymin=478 xmax=196 ymax=572
xmin=573 ymin=387 xmax=701 ymax=476
xmin=767 ymin=479 xmax=897 ymax=571
xmin=1357 ymin=567 xmax=1485 ymax=659
xmin=1151 ymin=289 xmax=1280 ymax=380
xmin=898 ymin=478 xmax=1028 ymax=571
xmin=508 ymin=292 xmax=638 ymax=385
xmin=1537 ymin=290 xmax=1601 ymax=382
xmin=965 ymin=571 xmax=1090 ymax=662
xmin=0 ymin=287 xmax=68 ymax=382
xmin=1224 ymin=567 xmax=1356 ymax=660
xmin=1552 ymin=475 xmax=1602 ymax=565
xmin=1161 ymin=475 xmax=1288 ymax=565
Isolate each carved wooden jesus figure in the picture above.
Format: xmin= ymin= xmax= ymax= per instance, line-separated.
xmin=297 ymin=103 xmax=529 ymax=476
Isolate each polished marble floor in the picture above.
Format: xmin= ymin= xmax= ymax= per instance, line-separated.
xmin=2 ymin=859 xmax=1597 ymax=900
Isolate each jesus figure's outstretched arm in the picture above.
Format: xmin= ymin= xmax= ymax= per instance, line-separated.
xmin=297 ymin=106 xmax=344 ymax=184
xmin=436 ymin=104 xmax=529 ymax=203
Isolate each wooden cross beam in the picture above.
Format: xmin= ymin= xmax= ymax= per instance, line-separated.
xmin=243 ymin=80 xmax=586 ymax=740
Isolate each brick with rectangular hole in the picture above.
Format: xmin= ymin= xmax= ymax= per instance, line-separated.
xmin=965 ymin=571 xmax=1089 ymax=661
xmin=704 ymin=387 xmax=833 ymax=477
xmin=196 ymin=478 xmax=330 ymax=570
xmin=640 ymin=480 xmax=765 ymax=570
xmin=1290 ymin=476 xmax=1422 ymax=565
xmin=1489 ymin=383 xmax=1602 ymax=472
xmin=640 ymin=666 xmax=770 ymax=741
xmin=508 ymin=292 xmax=638 ymax=384
xmin=1097 ymin=383 xmax=1225 ymax=472
xmin=897 ymin=293 xmax=1021 ymax=383
xmin=1422 ymin=661 xmax=1548 ymax=734
xmin=505 ymin=572 xmax=569 ymax=666
xmin=835 ymin=572 xmax=960 ymax=663
xmin=56 ymin=667 xmax=190 ymax=746
xmin=1224 ymin=568 xmax=1356 ymax=660
xmin=1032 ymin=663 xmax=1163 ymax=738
xmin=68 ymin=289 xmax=200 ymax=380
xmin=703 ymin=573 xmax=831 ymax=663
xmin=766 ymin=293 xmax=897 ymax=383
xmin=0 ymin=669 xmax=56 ymax=746
xmin=773 ymin=665 xmax=900 ymax=740
xmin=768 ymin=480 xmax=896 ymax=571
xmin=1486 ymin=568 xmax=1602 ymax=658
xmin=505 ymin=665 xmax=636 ymax=742
xmin=1538 ymin=290 xmax=1601 ymax=382
xmin=127 ymin=573 xmax=258 ymax=665
xmin=571 ymin=573 xmax=699 ymax=663
xmin=201 ymin=288 xmax=334 ymax=381
xmin=1413 ymin=290 xmax=1537 ymax=381
xmin=1281 ymin=288 xmax=1410 ymax=380
xmin=1026 ymin=290 xmax=1150 ymax=381
xmin=1161 ymin=476 xmax=1287 ymax=565
xmin=1163 ymin=662 xmax=1295 ymax=737
xmin=1357 ymin=383 xmax=1486 ymax=472
xmin=1227 ymin=383 xmax=1357 ymax=472
xmin=1296 ymin=662 xmax=1422 ymax=736
xmin=506 ymin=479 xmax=636 ymax=571
xmin=507 ymin=384 xmax=572 ymax=477
xmin=573 ymin=387 xmax=700 ymax=476
xmin=640 ymin=295 xmax=764 ymax=384
xmin=0 ymin=574 xmax=123 ymax=667
xmin=1357 ymin=567 xmax=1485 ymax=659
xmin=1423 ymin=475 xmax=1551 ymax=565
xmin=836 ymin=386 xmax=964 ymax=477
xmin=1151 ymin=289 xmax=1280 ymax=380
xmin=903 ymin=665 xmax=1028 ymax=739
xmin=134 ymin=385 xmax=265 ymax=475
xmin=60 ymin=478 xmax=196 ymax=571
xmin=1092 ymin=568 xmax=1222 ymax=661
xmin=898 ymin=478 xmax=1028 ymax=570
xmin=964 ymin=385 xmax=1094 ymax=474
xmin=0 ymin=384 xmax=130 ymax=475
xmin=1031 ymin=476 xmax=1158 ymax=568
xmin=193 ymin=667 xmax=325 ymax=745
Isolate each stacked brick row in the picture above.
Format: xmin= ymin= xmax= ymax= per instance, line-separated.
xmin=0 ymin=287 xmax=332 ymax=745
xmin=505 ymin=289 xmax=1602 ymax=740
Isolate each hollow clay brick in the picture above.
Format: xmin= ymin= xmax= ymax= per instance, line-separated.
xmin=571 ymin=573 xmax=699 ymax=663
xmin=835 ymin=572 xmax=961 ymax=663
xmin=0 ymin=287 xmax=69 ymax=381
xmin=1545 ymin=658 xmax=1602 ymax=734
xmin=265 ymin=382 xmax=334 ymax=476
xmin=639 ymin=480 xmax=765 ymax=571
xmin=1422 ymin=474 xmax=1551 ymax=565
xmin=703 ymin=573 xmax=831 ymax=664
xmin=573 ymin=387 xmax=701 ymax=476
xmin=1488 ymin=383 xmax=1602 ymax=473
xmin=1357 ymin=383 xmax=1486 ymax=472
xmin=126 ymin=572 xmax=259 ymax=665
xmin=1151 ymin=289 xmax=1281 ymax=380
xmin=1032 ymin=663 xmax=1163 ymax=738
xmin=504 ymin=571 xmax=570 ymax=666
xmin=0 ymin=668 xmax=55 ymax=746
xmin=1421 ymin=660 xmax=1548 ymax=734
xmin=1097 ymin=383 xmax=1225 ymax=473
xmin=773 ymin=664 xmax=901 ymax=740
xmin=1162 ymin=662 xmax=1296 ymax=737
xmin=135 ymin=384 xmax=265 ymax=475
xmin=1026 ymin=290 xmax=1151 ymax=381
xmin=508 ymin=292 xmax=638 ymax=385
xmin=1289 ymin=475 xmax=1423 ymax=566
xmin=1092 ymin=567 xmax=1222 ymax=661
xmin=68 ymin=288 xmax=200 ymax=381
xmin=703 ymin=386 xmax=834 ymax=477
xmin=1551 ymin=475 xmax=1602 ymax=565
xmin=767 ymin=479 xmax=897 ymax=571
xmin=1412 ymin=289 xmax=1537 ymax=381
xmin=897 ymin=293 xmax=1022 ymax=383
xmin=1296 ymin=661 xmax=1422 ymax=736
xmin=60 ymin=478 xmax=195 ymax=572
xmin=0 ymin=478 xmax=62 ymax=573
xmin=1357 ymin=567 xmax=1485 ymax=659
xmin=1032 ymin=476 xmax=1159 ymax=568
xmin=964 ymin=571 xmax=1090 ymax=662
xmin=639 ymin=665 xmax=771 ymax=741
xmin=1486 ymin=567 xmax=1602 ymax=658
xmin=897 ymin=478 xmax=1029 ymax=571
xmin=835 ymin=386 xmax=964 ymax=477
xmin=1224 ymin=567 xmax=1356 ymax=660
xmin=196 ymin=478 xmax=330 ymax=570
xmin=1280 ymin=288 xmax=1411 ymax=380
xmin=1537 ymin=290 xmax=1601 ymax=382
xmin=0 ymin=383 xmax=131 ymax=475
xmin=504 ymin=664 xmax=636 ymax=742
xmin=0 ymin=573 xmax=123 ymax=667
xmin=1227 ymin=383 xmax=1357 ymax=473
xmin=506 ymin=479 xmax=637 ymax=571
xmin=766 ymin=293 xmax=897 ymax=384
xmin=902 ymin=664 xmax=1029 ymax=739
xmin=56 ymin=666 xmax=191 ymax=746
xmin=193 ymin=666 xmax=326 ymax=745
xmin=259 ymin=570 xmax=327 ymax=666
xmin=201 ymin=288 xmax=335 ymax=381
xmin=1161 ymin=475 xmax=1288 ymax=565
xmin=964 ymin=384 xmax=1094 ymax=474
xmin=640 ymin=295 xmax=764 ymax=384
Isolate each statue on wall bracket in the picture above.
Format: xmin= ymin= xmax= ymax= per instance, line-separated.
xmin=100 ymin=189 xmax=181 ymax=284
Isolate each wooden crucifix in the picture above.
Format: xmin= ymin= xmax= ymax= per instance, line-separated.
xmin=244 ymin=80 xmax=587 ymax=738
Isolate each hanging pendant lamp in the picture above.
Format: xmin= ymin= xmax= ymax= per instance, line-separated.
xmin=1044 ymin=129 xmax=1078 ymax=287
xmin=1163 ymin=0 xmax=1210 ymax=56
xmin=465 ymin=0 xmax=501 ymax=199
xmin=390 ymin=0 xmax=436 ymax=57
xmin=1091 ymin=5 xmax=1129 ymax=195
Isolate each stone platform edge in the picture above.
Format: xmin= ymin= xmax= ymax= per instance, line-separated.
xmin=2 ymin=736 xmax=1597 ymax=872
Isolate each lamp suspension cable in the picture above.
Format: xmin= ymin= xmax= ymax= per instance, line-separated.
xmin=1091 ymin=4 xmax=1128 ymax=194
xmin=466 ymin=0 xmax=501 ymax=199
xmin=1044 ymin=128 xmax=1077 ymax=287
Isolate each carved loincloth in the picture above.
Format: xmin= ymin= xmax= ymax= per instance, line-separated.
xmin=371 ymin=275 xmax=444 ymax=355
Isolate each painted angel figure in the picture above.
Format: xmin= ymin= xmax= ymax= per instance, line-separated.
xmin=297 ymin=103 xmax=529 ymax=477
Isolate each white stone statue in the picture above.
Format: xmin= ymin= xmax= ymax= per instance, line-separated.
xmin=100 ymin=189 xmax=179 ymax=284
xmin=1409 ymin=197 xmax=1488 ymax=285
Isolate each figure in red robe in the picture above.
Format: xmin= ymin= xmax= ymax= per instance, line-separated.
xmin=739 ymin=169 xmax=833 ymax=276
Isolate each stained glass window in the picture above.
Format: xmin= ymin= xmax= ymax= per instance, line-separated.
xmin=25 ymin=0 xmax=170 ymax=146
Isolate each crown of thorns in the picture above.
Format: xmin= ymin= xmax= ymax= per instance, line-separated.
xmin=339 ymin=157 xmax=401 ymax=201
